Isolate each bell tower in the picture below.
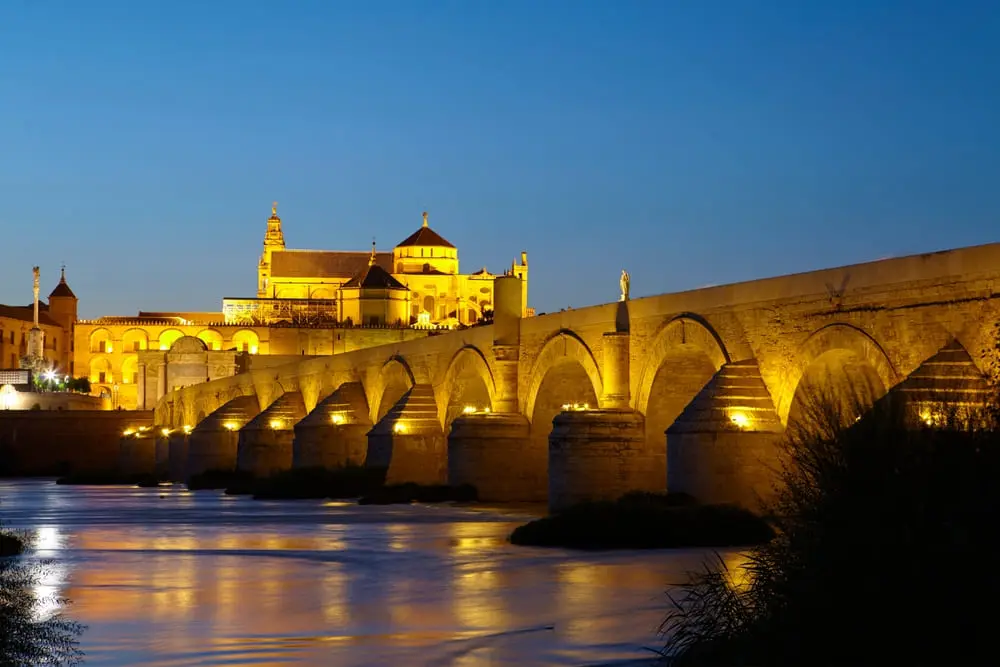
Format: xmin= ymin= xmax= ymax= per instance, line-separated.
xmin=258 ymin=202 xmax=285 ymax=297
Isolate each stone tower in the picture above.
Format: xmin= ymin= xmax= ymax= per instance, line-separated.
xmin=257 ymin=202 xmax=286 ymax=298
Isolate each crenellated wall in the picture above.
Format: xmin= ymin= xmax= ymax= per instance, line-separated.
xmin=152 ymin=242 xmax=1000 ymax=508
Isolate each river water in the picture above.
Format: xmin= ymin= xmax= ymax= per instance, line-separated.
xmin=0 ymin=479 xmax=742 ymax=667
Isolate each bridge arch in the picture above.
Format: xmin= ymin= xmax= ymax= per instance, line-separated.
xmin=635 ymin=314 xmax=732 ymax=415
xmin=781 ymin=323 xmax=898 ymax=428
xmin=634 ymin=315 xmax=732 ymax=458
xmin=372 ymin=355 xmax=416 ymax=422
xmin=524 ymin=330 xmax=603 ymax=424
xmin=438 ymin=345 xmax=496 ymax=427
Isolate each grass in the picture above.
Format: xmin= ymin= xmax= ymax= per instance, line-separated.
xmin=357 ymin=482 xmax=478 ymax=505
xmin=186 ymin=469 xmax=255 ymax=491
xmin=251 ymin=466 xmax=386 ymax=500
xmin=510 ymin=492 xmax=773 ymax=550
xmin=660 ymin=381 xmax=1000 ymax=666
xmin=55 ymin=472 xmax=165 ymax=486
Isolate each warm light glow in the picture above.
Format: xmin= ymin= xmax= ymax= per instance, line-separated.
xmin=919 ymin=409 xmax=940 ymax=427
xmin=249 ymin=345 xmax=258 ymax=355
xmin=223 ymin=421 xmax=238 ymax=431
xmin=330 ymin=413 xmax=345 ymax=425
xmin=393 ymin=422 xmax=407 ymax=434
xmin=138 ymin=426 xmax=149 ymax=432
xmin=160 ymin=428 xmax=171 ymax=437
xmin=462 ymin=405 xmax=477 ymax=414
xmin=106 ymin=344 xmax=113 ymax=353
xmin=729 ymin=411 xmax=750 ymax=429
xmin=561 ymin=402 xmax=590 ymax=412
xmin=43 ymin=370 xmax=57 ymax=382
xmin=0 ymin=385 xmax=17 ymax=410
xmin=182 ymin=424 xmax=193 ymax=434
xmin=160 ymin=344 xmax=168 ymax=350
xmin=269 ymin=419 xmax=284 ymax=430
xmin=122 ymin=428 xmax=135 ymax=437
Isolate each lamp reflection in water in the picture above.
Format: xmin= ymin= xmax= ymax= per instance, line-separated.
xmin=31 ymin=525 xmax=68 ymax=622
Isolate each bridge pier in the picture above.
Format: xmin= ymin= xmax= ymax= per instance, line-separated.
xmin=548 ymin=408 xmax=660 ymax=513
xmin=167 ymin=429 xmax=191 ymax=481
xmin=448 ymin=412 xmax=542 ymax=501
xmin=237 ymin=392 xmax=306 ymax=477
xmin=367 ymin=385 xmax=446 ymax=484
xmin=666 ymin=360 xmax=784 ymax=509
xmin=119 ymin=429 xmax=156 ymax=476
xmin=186 ymin=395 xmax=260 ymax=480
xmin=293 ymin=383 xmax=372 ymax=469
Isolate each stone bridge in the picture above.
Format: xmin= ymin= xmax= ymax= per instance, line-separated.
xmin=143 ymin=243 xmax=1000 ymax=510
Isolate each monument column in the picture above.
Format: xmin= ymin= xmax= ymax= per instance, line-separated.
xmin=137 ymin=362 xmax=147 ymax=409
xmin=156 ymin=361 xmax=167 ymax=401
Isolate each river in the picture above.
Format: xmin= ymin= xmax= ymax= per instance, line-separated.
xmin=0 ymin=479 xmax=741 ymax=666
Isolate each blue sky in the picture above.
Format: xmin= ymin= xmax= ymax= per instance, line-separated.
xmin=1 ymin=0 xmax=998 ymax=319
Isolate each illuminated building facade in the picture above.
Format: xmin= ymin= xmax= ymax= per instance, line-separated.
xmin=65 ymin=203 xmax=530 ymax=409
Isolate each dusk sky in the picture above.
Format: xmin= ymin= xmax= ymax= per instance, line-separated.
xmin=2 ymin=0 xmax=998 ymax=319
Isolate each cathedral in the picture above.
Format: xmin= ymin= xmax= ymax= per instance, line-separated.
xmin=2 ymin=205 xmax=530 ymax=410
xmin=231 ymin=204 xmax=529 ymax=328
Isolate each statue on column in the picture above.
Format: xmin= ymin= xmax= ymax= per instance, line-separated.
xmin=620 ymin=269 xmax=630 ymax=302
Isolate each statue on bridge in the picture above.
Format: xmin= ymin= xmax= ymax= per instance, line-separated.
xmin=620 ymin=269 xmax=630 ymax=302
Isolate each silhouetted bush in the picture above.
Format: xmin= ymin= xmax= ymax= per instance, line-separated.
xmin=661 ymin=380 xmax=1000 ymax=666
xmin=0 ymin=524 xmax=84 ymax=665
xmin=56 ymin=472 xmax=162 ymax=486
xmin=250 ymin=466 xmax=386 ymax=500
xmin=510 ymin=492 xmax=772 ymax=550
xmin=357 ymin=482 xmax=478 ymax=505
xmin=186 ymin=468 xmax=254 ymax=491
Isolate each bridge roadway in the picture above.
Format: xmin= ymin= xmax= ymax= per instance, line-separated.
xmin=125 ymin=243 xmax=1000 ymax=511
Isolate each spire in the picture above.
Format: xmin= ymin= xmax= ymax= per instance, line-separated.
xmin=370 ymin=239 xmax=377 ymax=266
xmin=422 ymin=211 xmax=428 ymax=228
xmin=271 ymin=201 xmax=278 ymax=218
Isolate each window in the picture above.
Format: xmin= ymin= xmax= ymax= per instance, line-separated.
xmin=132 ymin=341 xmax=140 ymax=352
xmin=98 ymin=340 xmax=107 ymax=353
xmin=53 ymin=338 xmax=58 ymax=351
xmin=98 ymin=371 xmax=106 ymax=383
xmin=132 ymin=372 xmax=139 ymax=384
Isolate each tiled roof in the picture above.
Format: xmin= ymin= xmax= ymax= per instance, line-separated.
xmin=270 ymin=250 xmax=393 ymax=278
xmin=396 ymin=226 xmax=455 ymax=249
xmin=0 ymin=303 xmax=63 ymax=328
xmin=341 ymin=263 xmax=409 ymax=290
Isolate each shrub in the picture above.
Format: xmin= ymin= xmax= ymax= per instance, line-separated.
xmin=510 ymin=493 xmax=773 ymax=550
xmin=251 ymin=465 xmax=385 ymax=500
xmin=660 ymin=382 xmax=1000 ymax=666
xmin=357 ymin=482 xmax=478 ymax=505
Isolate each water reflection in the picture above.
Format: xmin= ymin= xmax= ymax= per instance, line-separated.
xmin=0 ymin=480 xmax=738 ymax=666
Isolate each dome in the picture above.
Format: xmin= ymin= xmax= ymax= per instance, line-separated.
xmin=396 ymin=212 xmax=455 ymax=249
xmin=341 ymin=263 xmax=408 ymax=290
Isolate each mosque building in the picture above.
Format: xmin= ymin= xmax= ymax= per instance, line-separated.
xmin=3 ymin=205 xmax=530 ymax=410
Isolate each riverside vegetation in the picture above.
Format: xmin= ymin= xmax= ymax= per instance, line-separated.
xmin=0 ymin=518 xmax=83 ymax=665
xmin=660 ymin=379 xmax=1000 ymax=666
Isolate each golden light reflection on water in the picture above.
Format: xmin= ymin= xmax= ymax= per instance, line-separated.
xmin=3 ymin=480 xmax=727 ymax=667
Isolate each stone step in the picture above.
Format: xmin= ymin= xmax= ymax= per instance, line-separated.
xmin=244 ymin=392 xmax=306 ymax=432
xmin=297 ymin=382 xmax=372 ymax=428
xmin=193 ymin=395 xmax=261 ymax=433
xmin=667 ymin=359 xmax=783 ymax=434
